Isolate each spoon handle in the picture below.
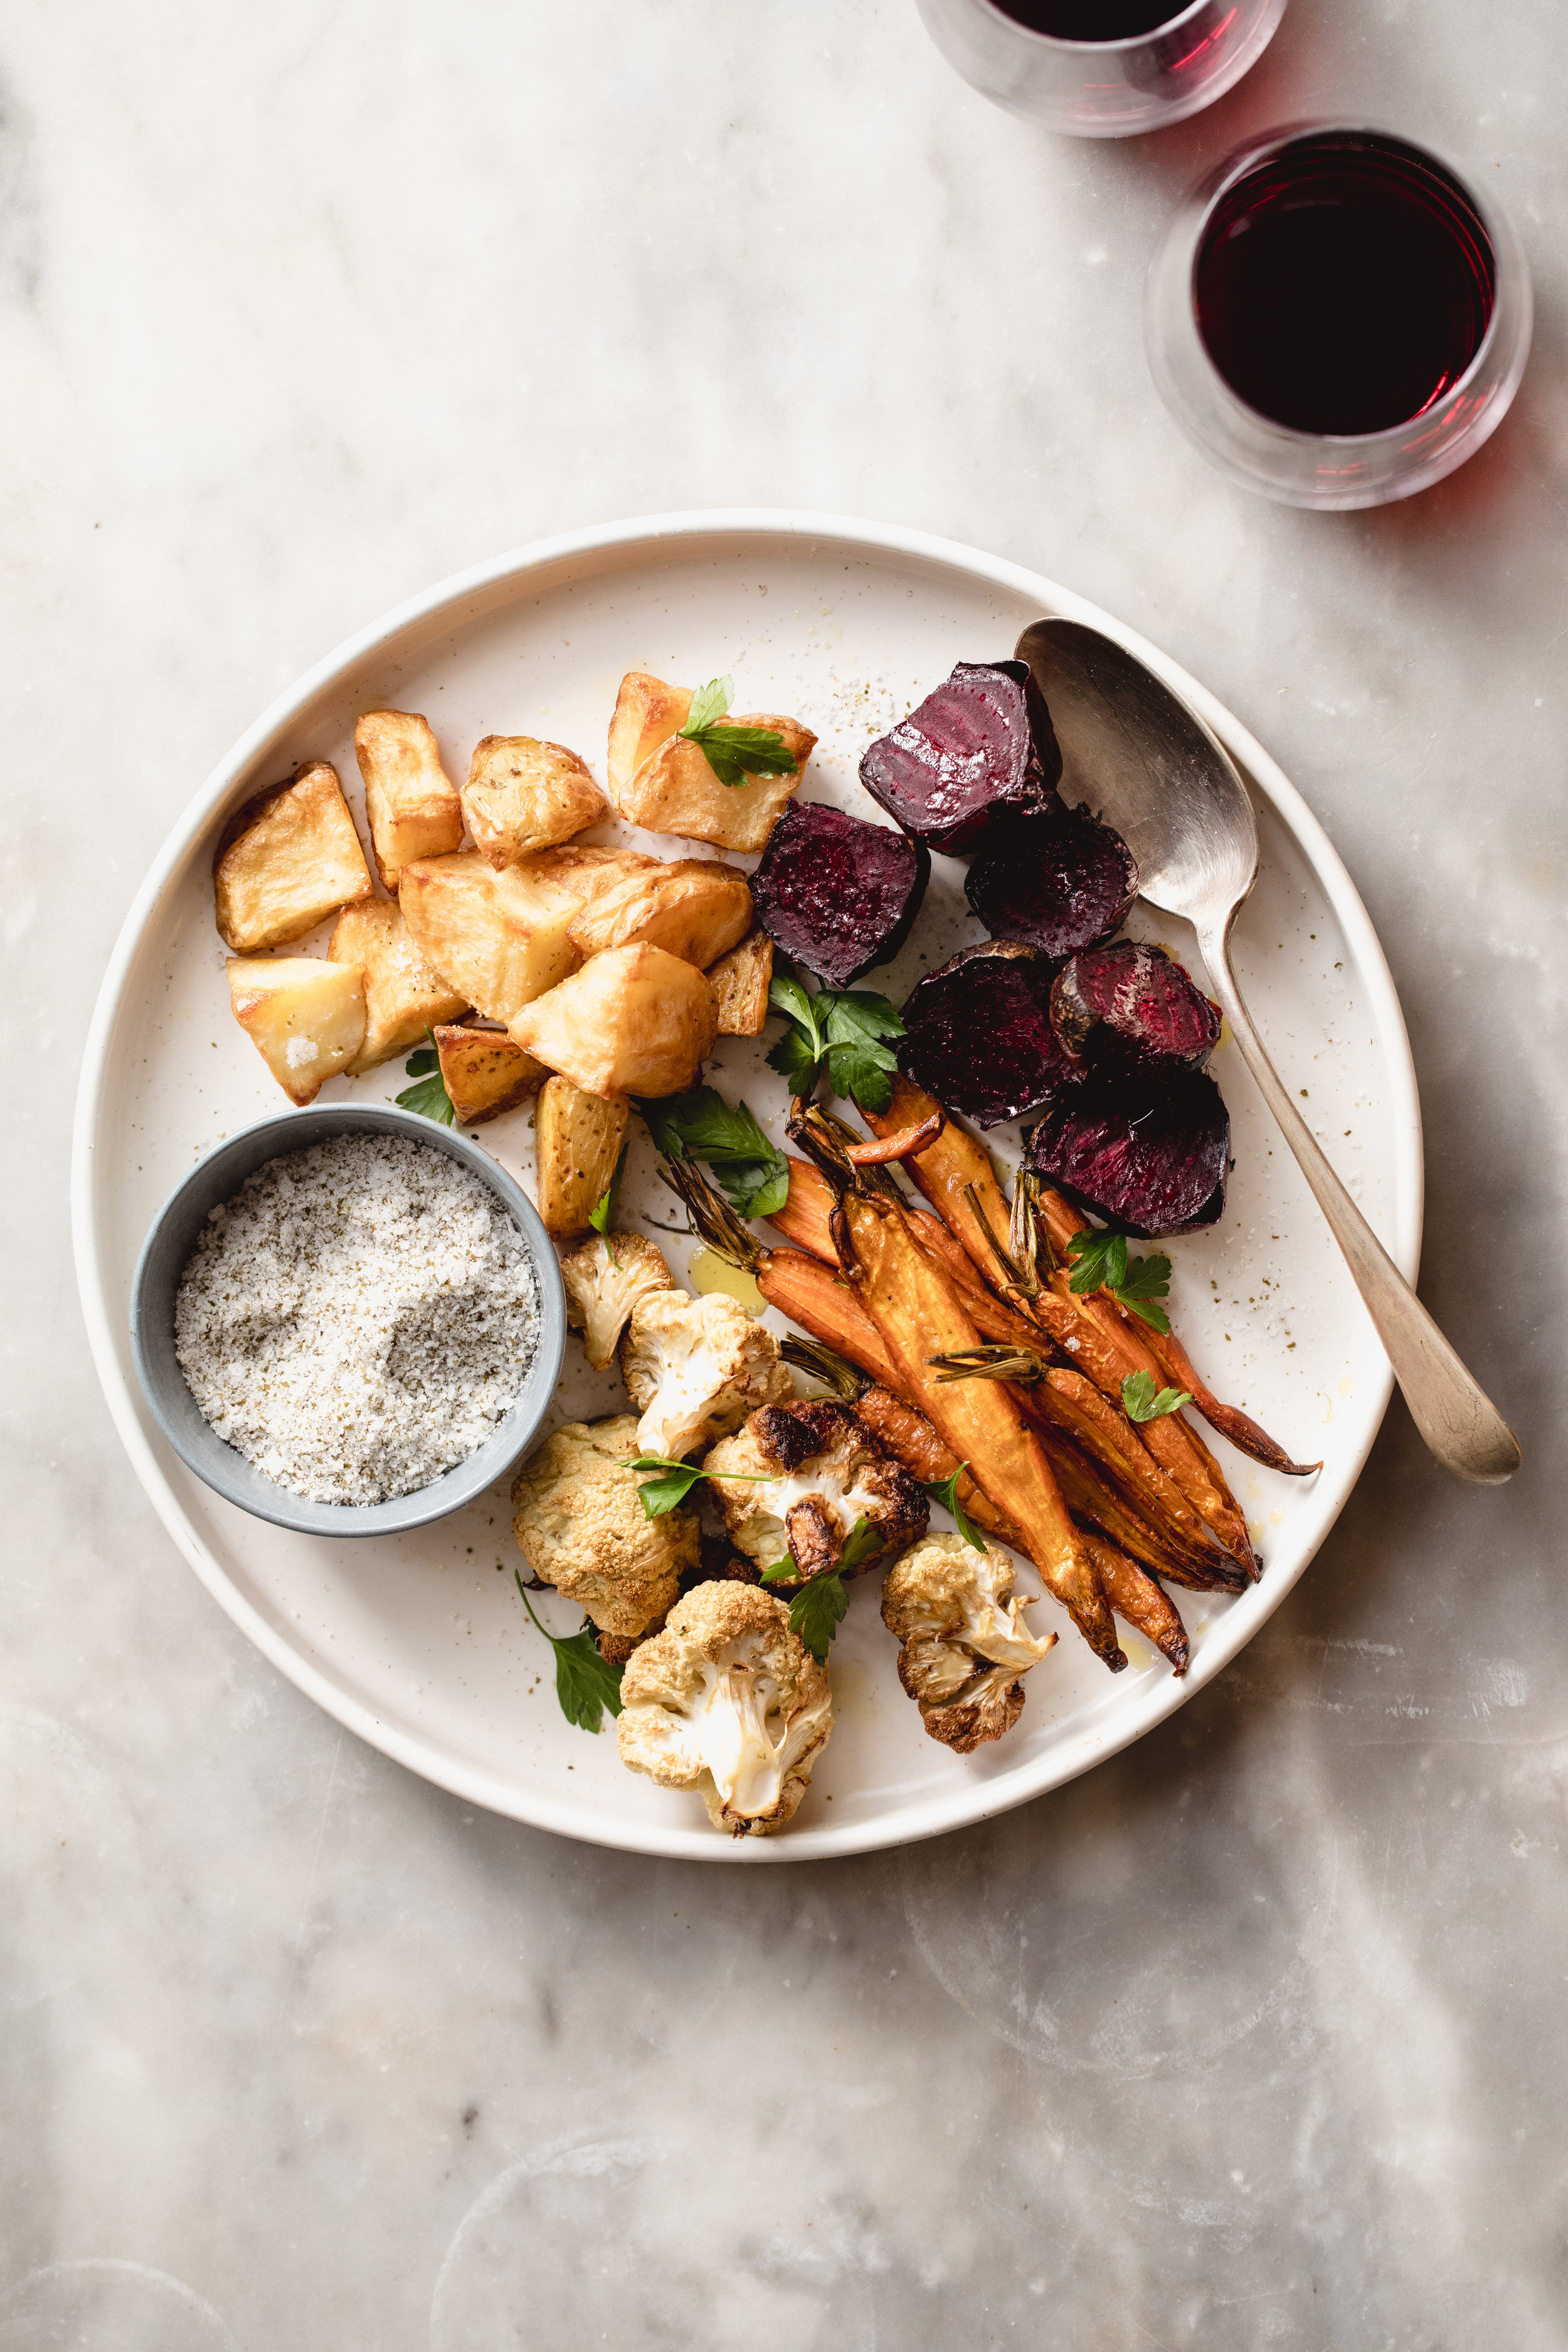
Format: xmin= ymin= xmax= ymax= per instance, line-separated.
xmin=1197 ymin=914 xmax=1521 ymax=1485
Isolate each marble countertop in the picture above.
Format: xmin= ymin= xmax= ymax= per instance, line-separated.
xmin=6 ymin=1 xmax=1565 ymax=2344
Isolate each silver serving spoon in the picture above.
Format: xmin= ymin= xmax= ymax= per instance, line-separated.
xmin=1015 ymin=617 xmax=1521 ymax=1486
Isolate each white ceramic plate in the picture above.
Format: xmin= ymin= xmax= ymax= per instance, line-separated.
xmin=73 ymin=512 xmax=1422 ymax=1862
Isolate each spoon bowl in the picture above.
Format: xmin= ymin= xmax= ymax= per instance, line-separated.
xmin=1015 ymin=616 xmax=1520 ymax=1486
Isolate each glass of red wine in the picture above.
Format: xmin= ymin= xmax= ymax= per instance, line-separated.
xmin=913 ymin=0 xmax=1287 ymax=137
xmin=1145 ymin=125 xmax=1532 ymax=507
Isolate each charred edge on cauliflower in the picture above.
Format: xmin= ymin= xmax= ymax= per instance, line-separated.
xmin=702 ymin=1399 xmax=929 ymax=1589
xmin=617 ymin=1582 xmax=834 ymax=1836
xmin=881 ymin=1532 xmax=1057 ymax=1754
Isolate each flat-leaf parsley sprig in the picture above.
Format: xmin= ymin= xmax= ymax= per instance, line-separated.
xmin=1120 ymin=1370 xmax=1194 ymax=1426
xmin=515 ymin=1574 xmax=623 ymax=1733
xmin=396 ymin=1030 xmax=455 ymax=1126
xmin=923 ymin=1465 xmax=987 ymax=1552
xmin=766 ymin=966 xmax=905 ymax=1113
xmin=620 ymin=1453 xmax=781 ymax=1521
xmin=679 ymin=675 xmax=798 ymax=790
xmin=635 ymin=1087 xmax=789 ymax=1220
xmin=759 ymin=1515 xmax=881 ymax=1661
xmin=588 ymin=1143 xmax=630 ymax=1268
xmin=1065 ymin=1226 xmax=1173 ymax=1335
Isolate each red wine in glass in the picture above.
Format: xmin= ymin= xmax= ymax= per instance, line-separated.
xmin=1194 ymin=131 xmax=1496 ymax=436
xmin=992 ymin=0 xmax=1187 ymax=30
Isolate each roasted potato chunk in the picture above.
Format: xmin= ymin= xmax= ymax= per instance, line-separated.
xmin=566 ymin=857 xmax=752 ymax=968
xmin=536 ymin=1078 xmax=630 ymax=1239
xmin=604 ymin=673 xmax=815 ymax=854
xmin=460 ymin=735 xmax=607 ymax=869
xmin=707 ymin=927 xmax=773 ymax=1036
xmin=432 ymin=1023 xmax=546 ymax=1126
xmin=213 ymin=762 xmax=373 ymax=953
xmin=228 ymin=955 xmax=366 ymax=1105
xmin=327 ymin=899 xmax=467 ymax=1072
xmin=509 ymin=943 xmax=717 ymax=1099
xmin=526 ymin=843 xmax=659 ymax=896
xmin=354 ymin=711 xmax=464 ymax=891
xmin=398 ymin=850 xmax=585 ymax=1022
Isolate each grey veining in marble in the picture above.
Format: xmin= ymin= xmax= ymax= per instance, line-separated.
xmin=4 ymin=1 xmax=1567 ymax=2344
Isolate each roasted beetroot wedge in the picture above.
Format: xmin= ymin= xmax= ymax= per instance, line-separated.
xmin=1052 ymin=941 xmax=1220 ymax=1071
xmin=859 ymin=660 xmax=1062 ymax=856
xmin=899 ymin=940 xmax=1075 ymax=1128
xmin=750 ymin=802 xmax=930 ymax=988
xmin=1027 ymin=1058 xmax=1229 ymax=1235
xmin=965 ymin=802 xmax=1138 ymax=957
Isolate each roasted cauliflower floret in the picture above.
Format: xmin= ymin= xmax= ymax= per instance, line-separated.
xmin=881 ymin=1533 xmax=1057 ymax=1754
xmin=511 ymin=1414 xmax=697 ymax=1639
xmin=618 ymin=1290 xmax=793 ymax=1462
xmin=703 ymin=1400 xmax=928 ymax=1584
xmin=561 ymin=1232 xmax=674 ymax=1374
xmin=617 ymin=1582 xmax=832 ymax=1835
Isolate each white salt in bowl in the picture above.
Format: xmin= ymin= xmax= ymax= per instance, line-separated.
xmin=129 ymin=1103 xmax=566 ymax=1538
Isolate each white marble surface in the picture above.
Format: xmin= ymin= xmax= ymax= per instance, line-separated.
xmin=4 ymin=1 xmax=1566 ymax=2343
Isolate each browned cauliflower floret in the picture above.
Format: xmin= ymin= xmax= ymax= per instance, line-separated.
xmin=560 ymin=1231 xmax=672 ymax=1372
xmin=702 ymin=1400 xmax=928 ymax=1585
xmin=511 ymin=1414 xmax=698 ymax=1638
xmin=618 ymin=1289 xmax=792 ymax=1461
xmin=617 ymin=1582 xmax=833 ymax=1835
xmin=881 ymin=1532 xmax=1057 ymax=1753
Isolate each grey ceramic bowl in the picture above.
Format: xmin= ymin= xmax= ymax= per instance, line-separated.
xmin=130 ymin=1101 xmax=566 ymax=1538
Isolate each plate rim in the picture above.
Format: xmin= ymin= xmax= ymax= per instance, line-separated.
xmin=71 ymin=507 xmax=1424 ymax=1862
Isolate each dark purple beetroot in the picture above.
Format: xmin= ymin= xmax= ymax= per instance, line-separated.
xmin=1051 ymin=941 xmax=1221 ymax=1072
xmin=859 ymin=660 xmax=1062 ymax=856
xmin=899 ymin=941 xmax=1076 ymax=1128
xmin=1027 ymin=1059 xmax=1229 ymax=1236
xmin=965 ymin=802 xmax=1138 ymax=956
xmin=751 ymin=802 xmax=930 ymax=988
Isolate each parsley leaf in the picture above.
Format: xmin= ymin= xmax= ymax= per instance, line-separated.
xmin=620 ymin=1454 xmax=780 ymax=1521
xmin=515 ymin=1574 xmax=623 ymax=1732
xmin=396 ymin=1031 xmax=455 ymax=1126
xmin=1121 ymin=1370 xmax=1194 ymax=1425
xmin=679 ymin=675 xmax=798 ymax=790
xmin=588 ymin=1142 xmax=630 ymax=1268
xmin=923 ymin=1465 xmax=987 ymax=1552
xmin=766 ymin=968 xmax=906 ymax=1110
xmin=636 ymin=1087 xmax=788 ymax=1219
xmin=1065 ymin=1227 xmax=1173 ymax=1336
xmin=788 ymin=1571 xmax=848 ymax=1663
xmin=835 ymin=1513 xmax=883 ymax=1573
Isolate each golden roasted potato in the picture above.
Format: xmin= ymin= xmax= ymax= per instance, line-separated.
xmin=327 ymin=899 xmax=468 ymax=1072
xmin=603 ymin=672 xmax=815 ymax=853
xmin=354 ymin=710 xmax=464 ymax=891
xmin=526 ymin=843 xmax=659 ymax=896
xmin=398 ymin=850 xmax=586 ymax=1022
xmin=460 ymin=736 xmax=607 ymax=870
xmin=566 ymin=857 xmax=752 ymax=968
xmin=707 ymin=927 xmax=774 ymax=1036
xmin=535 ymin=1078 xmax=630 ymax=1239
xmin=432 ymin=1023 xmax=547 ymax=1126
xmin=213 ymin=762 xmax=373 ymax=953
xmin=606 ymin=672 xmax=689 ymax=795
xmin=228 ymin=956 xmax=366 ymax=1106
xmin=509 ymin=943 xmax=718 ymax=1099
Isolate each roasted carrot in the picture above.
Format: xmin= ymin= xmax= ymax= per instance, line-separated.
xmin=849 ymin=1374 xmax=1187 ymax=1671
xmin=827 ymin=1183 xmax=1124 ymax=1671
xmin=1078 ymin=1532 xmax=1189 ymax=1673
xmin=1034 ymin=1181 xmax=1319 ymax=1476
